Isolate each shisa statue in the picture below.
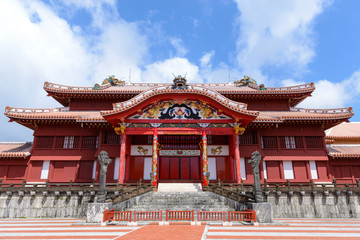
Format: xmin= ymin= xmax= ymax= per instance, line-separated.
xmin=97 ymin=151 xmax=112 ymax=203
xmin=248 ymin=151 xmax=263 ymax=203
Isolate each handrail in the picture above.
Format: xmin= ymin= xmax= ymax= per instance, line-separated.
xmin=166 ymin=210 xmax=194 ymax=222
xmin=103 ymin=209 xmax=132 ymax=222
xmin=229 ymin=210 xmax=256 ymax=222
xmin=134 ymin=211 xmax=162 ymax=222
xmin=197 ymin=210 xmax=225 ymax=222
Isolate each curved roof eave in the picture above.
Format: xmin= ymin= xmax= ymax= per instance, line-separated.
xmin=100 ymin=85 xmax=259 ymax=118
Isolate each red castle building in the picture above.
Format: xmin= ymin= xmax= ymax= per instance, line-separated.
xmin=0 ymin=75 xmax=356 ymax=186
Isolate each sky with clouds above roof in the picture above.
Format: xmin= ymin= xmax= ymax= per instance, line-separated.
xmin=1 ymin=0 xmax=360 ymax=141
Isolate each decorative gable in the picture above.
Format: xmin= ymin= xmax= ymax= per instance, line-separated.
xmin=128 ymin=100 xmax=232 ymax=120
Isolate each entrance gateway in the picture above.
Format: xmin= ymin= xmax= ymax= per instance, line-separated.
xmin=103 ymin=75 xmax=259 ymax=187
xmin=158 ymin=135 xmax=201 ymax=182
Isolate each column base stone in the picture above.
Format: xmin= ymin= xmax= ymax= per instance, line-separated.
xmin=86 ymin=202 xmax=113 ymax=223
xmin=248 ymin=202 xmax=273 ymax=223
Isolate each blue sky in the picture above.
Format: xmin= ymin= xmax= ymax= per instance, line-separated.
xmin=1 ymin=0 xmax=360 ymax=141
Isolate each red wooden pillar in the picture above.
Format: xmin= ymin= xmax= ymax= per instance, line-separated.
xmin=152 ymin=129 xmax=159 ymax=186
xmin=202 ymin=130 xmax=208 ymax=186
xmin=234 ymin=134 xmax=242 ymax=183
xmin=118 ymin=134 xmax=127 ymax=183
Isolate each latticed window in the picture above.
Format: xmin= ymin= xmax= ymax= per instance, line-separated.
xmin=102 ymin=131 xmax=120 ymax=144
xmin=305 ymin=136 xmax=323 ymax=148
xmin=208 ymin=135 xmax=228 ymax=145
xmin=239 ymin=131 xmax=258 ymax=145
xmin=131 ymin=135 xmax=153 ymax=145
xmin=36 ymin=136 xmax=54 ymax=149
xmin=261 ymin=136 xmax=277 ymax=149
xmin=279 ymin=136 xmax=304 ymax=149
xmin=55 ymin=136 xmax=80 ymax=149
xmin=82 ymin=136 xmax=98 ymax=149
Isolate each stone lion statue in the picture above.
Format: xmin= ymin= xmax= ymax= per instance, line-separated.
xmin=98 ymin=151 xmax=112 ymax=176
xmin=248 ymin=151 xmax=261 ymax=175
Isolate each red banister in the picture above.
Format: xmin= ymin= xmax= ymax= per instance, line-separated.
xmin=197 ymin=211 xmax=226 ymax=222
xmin=134 ymin=211 xmax=162 ymax=222
xmin=103 ymin=209 xmax=132 ymax=222
xmin=228 ymin=209 xmax=256 ymax=222
xmin=166 ymin=210 xmax=194 ymax=222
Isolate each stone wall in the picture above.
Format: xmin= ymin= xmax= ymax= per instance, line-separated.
xmin=0 ymin=191 xmax=95 ymax=218
xmin=266 ymin=192 xmax=360 ymax=218
xmin=1 ymin=190 xmax=360 ymax=219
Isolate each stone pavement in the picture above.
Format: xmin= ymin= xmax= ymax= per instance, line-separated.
xmin=205 ymin=218 xmax=360 ymax=239
xmin=1 ymin=218 xmax=360 ymax=239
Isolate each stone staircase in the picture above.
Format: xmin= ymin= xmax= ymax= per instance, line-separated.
xmin=126 ymin=184 xmax=236 ymax=213
xmin=126 ymin=191 xmax=236 ymax=212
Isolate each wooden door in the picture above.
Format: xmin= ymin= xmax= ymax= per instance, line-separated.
xmin=160 ymin=157 xmax=200 ymax=180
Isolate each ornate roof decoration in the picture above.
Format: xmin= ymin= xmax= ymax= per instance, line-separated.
xmin=0 ymin=142 xmax=32 ymax=158
xmin=233 ymin=75 xmax=266 ymax=90
xmin=101 ymin=85 xmax=257 ymax=117
xmin=172 ymin=74 xmax=188 ymax=90
xmin=128 ymin=100 xmax=232 ymax=120
xmin=102 ymin=75 xmax=125 ymax=86
xmin=234 ymin=75 xmax=257 ymax=87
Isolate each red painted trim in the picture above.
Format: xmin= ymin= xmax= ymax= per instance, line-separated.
xmin=234 ymin=134 xmax=241 ymax=183
xmin=124 ymin=128 xmax=235 ymax=135
xmin=118 ymin=134 xmax=127 ymax=183
xmin=127 ymin=119 xmax=233 ymax=123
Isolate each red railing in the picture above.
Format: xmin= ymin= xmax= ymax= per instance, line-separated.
xmin=228 ymin=209 xmax=256 ymax=222
xmin=103 ymin=209 xmax=132 ymax=222
xmin=197 ymin=211 xmax=225 ymax=222
xmin=166 ymin=210 xmax=194 ymax=222
xmin=134 ymin=211 xmax=162 ymax=222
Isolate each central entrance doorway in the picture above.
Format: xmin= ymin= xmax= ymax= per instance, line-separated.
xmin=159 ymin=157 xmax=200 ymax=181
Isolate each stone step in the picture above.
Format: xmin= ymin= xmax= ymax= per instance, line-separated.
xmin=125 ymin=191 xmax=237 ymax=213
xmin=157 ymin=183 xmax=202 ymax=192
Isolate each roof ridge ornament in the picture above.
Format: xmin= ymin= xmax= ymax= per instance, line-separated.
xmin=234 ymin=75 xmax=266 ymax=90
xmin=172 ymin=73 xmax=188 ymax=90
xmin=103 ymin=75 xmax=125 ymax=86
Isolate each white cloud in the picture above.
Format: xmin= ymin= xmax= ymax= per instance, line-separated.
xmin=300 ymin=80 xmax=350 ymax=109
xmin=234 ymin=0 xmax=326 ymax=83
xmin=200 ymin=51 xmax=215 ymax=68
xmin=169 ymin=38 xmax=188 ymax=57
xmin=142 ymin=57 xmax=201 ymax=83
xmin=288 ymin=70 xmax=360 ymax=110
xmin=0 ymin=0 xmax=148 ymax=141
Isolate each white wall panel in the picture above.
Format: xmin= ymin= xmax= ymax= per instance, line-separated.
xmin=263 ymin=161 xmax=267 ymax=179
xmin=283 ymin=161 xmax=294 ymax=179
xmin=240 ymin=157 xmax=246 ymax=180
xmin=92 ymin=160 xmax=97 ymax=179
xmin=113 ymin=157 xmax=120 ymax=180
xmin=40 ymin=161 xmax=50 ymax=179
xmin=143 ymin=157 xmax=152 ymax=180
xmin=309 ymin=161 xmax=318 ymax=179
xmin=208 ymin=157 xmax=217 ymax=180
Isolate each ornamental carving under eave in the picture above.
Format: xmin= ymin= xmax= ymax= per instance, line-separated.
xmin=128 ymin=100 xmax=231 ymax=120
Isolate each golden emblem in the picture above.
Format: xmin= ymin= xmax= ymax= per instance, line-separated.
xmin=211 ymin=146 xmax=223 ymax=155
xmin=137 ymin=146 xmax=149 ymax=155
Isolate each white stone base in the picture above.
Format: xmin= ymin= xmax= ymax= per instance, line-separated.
xmin=157 ymin=183 xmax=202 ymax=192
